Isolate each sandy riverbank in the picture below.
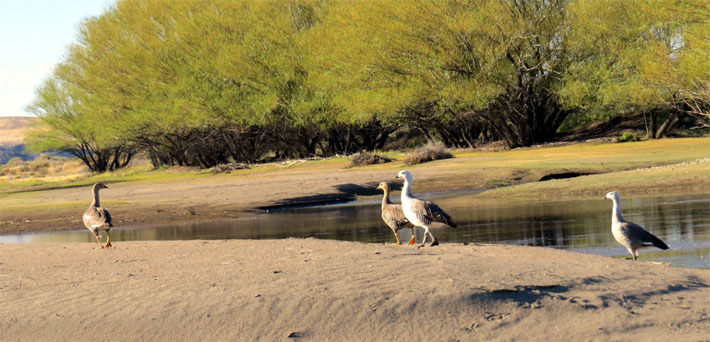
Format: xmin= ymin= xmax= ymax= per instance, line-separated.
xmin=1 ymin=239 xmax=708 ymax=341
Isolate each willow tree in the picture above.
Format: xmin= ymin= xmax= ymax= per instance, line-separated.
xmin=30 ymin=0 xmax=345 ymax=168
xmin=314 ymin=0 xmax=573 ymax=148
xmin=26 ymin=63 xmax=135 ymax=172
xmin=562 ymin=0 xmax=710 ymax=137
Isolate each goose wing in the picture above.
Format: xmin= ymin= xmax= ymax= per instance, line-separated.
xmin=84 ymin=207 xmax=113 ymax=229
xmin=620 ymin=221 xmax=668 ymax=250
xmin=423 ymin=200 xmax=457 ymax=228
xmin=382 ymin=204 xmax=413 ymax=229
xmin=409 ymin=198 xmax=457 ymax=228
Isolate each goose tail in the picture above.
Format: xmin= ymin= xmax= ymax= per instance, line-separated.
xmin=646 ymin=232 xmax=669 ymax=250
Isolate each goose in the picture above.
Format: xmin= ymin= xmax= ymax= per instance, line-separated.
xmin=396 ymin=171 xmax=457 ymax=247
xmin=605 ymin=191 xmax=668 ymax=261
xmin=376 ymin=182 xmax=415 ymax=245
xmin=83 ymin=183 xmax=114 ymax=248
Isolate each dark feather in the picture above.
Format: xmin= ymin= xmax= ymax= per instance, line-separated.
xmin=100 ymin=207 xmax=113 ymax=227
xmin=640 ymin=229 xmax=668 ymax=250
xmin=423 ymin=201 xmax=457 ymax=228
xmin=624 ymin=221 xmax=668 ymax=250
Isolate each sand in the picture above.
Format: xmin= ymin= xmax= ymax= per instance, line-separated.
xmin=1 ymin=239 xmax=708 ymax=341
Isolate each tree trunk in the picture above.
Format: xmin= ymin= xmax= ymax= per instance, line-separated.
xmin=654 ymin=112 xmax=680 ymax=139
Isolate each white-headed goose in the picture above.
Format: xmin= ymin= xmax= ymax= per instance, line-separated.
xmin=396 ymin=171 xmax=457 ymax=247
xmin=605 ymin=191 xmax=668 ymax=261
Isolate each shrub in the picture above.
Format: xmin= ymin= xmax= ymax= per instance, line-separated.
xmin=349 ymin=153 xmax=392 ymax=168
xmin=618 ymin=132 xmax=639 ymax=143
xmin=5 ymin=157 xmax=22 ymax=166
xmin=403 ymin=144 xmax=452 ymax=166
xmin=0 ymin=156 xmax=88 ymax=181
xmin=212 ymin=163 xmax=251 ymax=174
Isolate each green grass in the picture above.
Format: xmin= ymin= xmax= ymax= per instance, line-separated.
xmin=1 ymin=137 xmax=708 ymax=199
xmin=451 ymin=138 xmax=709 ymax=170
xmin=478 ymin=160 xmax=710 ymax=200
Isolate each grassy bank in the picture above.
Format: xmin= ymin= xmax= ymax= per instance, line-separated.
xmin=0 ymin=138 xmax=708 ymax=234
xmin=382 ymin=138 xmax=710 ymax=197
xmin=478 ymin=158 xmax=709 ymax=201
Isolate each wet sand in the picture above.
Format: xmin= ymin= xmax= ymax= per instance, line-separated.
xmin=1 ymin=239 xmax=708 ymax=341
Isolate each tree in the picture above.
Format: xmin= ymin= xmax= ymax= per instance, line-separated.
xmin=28 ymin=0 xmax=709 ymax=171
xmin=563 ymin=0 xmax=710 ymax=138
xmin=314 ymin=0 xmax=573 ymax=148
xmin=26 ymin=72 xmax=134 ymax=172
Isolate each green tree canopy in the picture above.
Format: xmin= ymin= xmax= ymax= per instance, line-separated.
xmin=27 ymin=0 xmax=710 ymax=171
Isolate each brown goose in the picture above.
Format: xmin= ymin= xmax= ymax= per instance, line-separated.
xmin=83 ymin=183 xmax=113 ymax=248
xmin=605 ymin=191 xmax=668 ymax=261
xmin=376 ymin=182 xmax=415 ymax=245
xmin=396 ymin=171 xmax=457 ymax=247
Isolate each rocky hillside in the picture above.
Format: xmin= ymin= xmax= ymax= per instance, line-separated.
xmin=0 ymin=117 xmax=38 ymax=164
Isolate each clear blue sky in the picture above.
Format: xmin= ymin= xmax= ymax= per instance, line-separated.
xmin=0 ymin=0 xmax=113 ymax=117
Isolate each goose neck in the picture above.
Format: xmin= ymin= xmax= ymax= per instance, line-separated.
xmin=401 ymin=179 xmax=413 ymax=200
xmin=611 ymin=198 xmax=623 ymax=223
xmin=381 ymin=188 xmax=392 ymax=208
xmin=91 ymin=188 xmax=100 ymax=208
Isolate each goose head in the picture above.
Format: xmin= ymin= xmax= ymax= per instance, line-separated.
xmin=396 ymin=170 xmax=412 ymax=183
xmin=604 ymin=191 xmax=618 ymax=201
xmin=93 ymin=183 xmax=108 ymax=191
xmin=376 ymin=182 xmax=389 ymax=192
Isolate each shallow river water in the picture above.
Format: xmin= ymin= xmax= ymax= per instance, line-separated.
xmin=2 ymin=193 xmax=709 ymax=268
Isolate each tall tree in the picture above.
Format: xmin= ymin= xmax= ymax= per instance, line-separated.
xmin=315 ymin=0 xmax=573 ymax=148
xmin=563 ymin=0 xmax=710 ymax=137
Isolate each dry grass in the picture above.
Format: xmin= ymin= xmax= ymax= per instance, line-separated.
xmin=0 ymin=117 xmax=37 ymax=145
xmin=349 ymin=153 xmax=393 ymax=167
xmin=404 ymin=143 xmax=452 ymax=166
xmin=0 ymin=154 xmax=88 ymax=182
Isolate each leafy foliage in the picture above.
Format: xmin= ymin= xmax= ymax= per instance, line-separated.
xmin=563 ymin=0 xmax=710 ymax=137
xmin=27 ymin=0 xmax=709 ymax=171
xmin=618 ymin=132 xmax=640 ymax=143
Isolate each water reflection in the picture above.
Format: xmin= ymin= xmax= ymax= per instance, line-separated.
xmin=2 ymin=193 xmax=708 ymax=268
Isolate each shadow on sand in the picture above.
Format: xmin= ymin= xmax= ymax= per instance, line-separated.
xmin=258 ymin=182 xmax=404 ymax=211
xmin=468 ymin=275 xmax=709 ymax=313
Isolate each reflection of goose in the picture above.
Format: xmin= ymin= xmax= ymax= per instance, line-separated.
xmin=396 ymin=171 xmax=457 ymax=247
xmin=377 ymin=182 xmax=415 ymax=245
xmin=605 ymin=191 xmax=668 ymax=261
xmin=83 ymin=183 xmax=114 ymax=248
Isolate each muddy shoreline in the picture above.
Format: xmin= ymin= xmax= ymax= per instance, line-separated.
xmin=2 ymin=139 xmax=709 ymax=236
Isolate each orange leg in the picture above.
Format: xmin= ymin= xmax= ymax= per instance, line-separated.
xmin=93 ymin=232 xmax=104 ymax=249
xmin=408 ymin=228 xmax=416 ymax=245
xmin=392 ymin=231 xmax=402 ymax=245
xmin=105 ymin=232 xmax=112 ymax=248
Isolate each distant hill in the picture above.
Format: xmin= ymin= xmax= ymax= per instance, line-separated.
xmin=0 ymin=117 xmax=39 ymax=164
